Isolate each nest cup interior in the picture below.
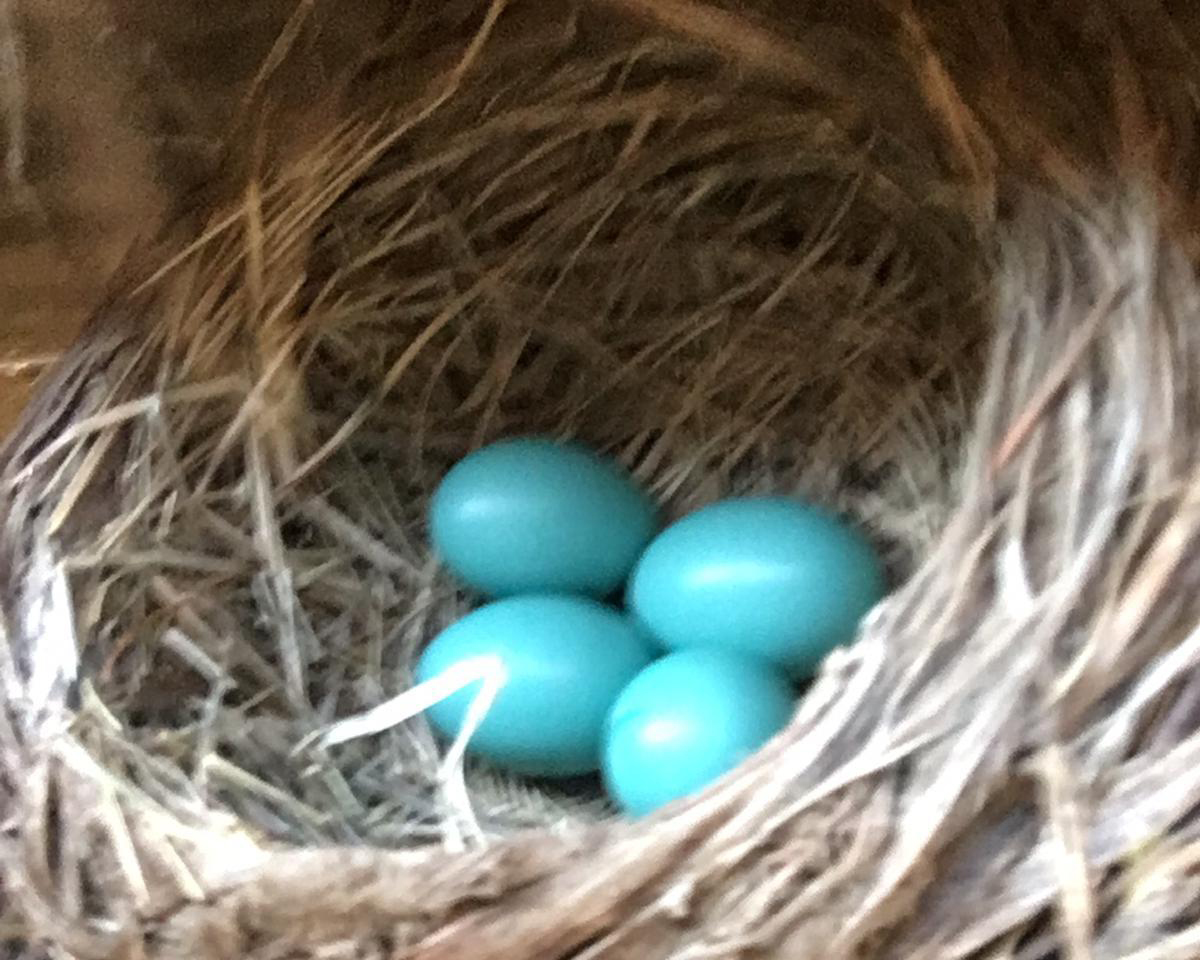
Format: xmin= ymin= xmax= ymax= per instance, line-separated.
xmin=23 ymin=6 xmax=985 ymax=849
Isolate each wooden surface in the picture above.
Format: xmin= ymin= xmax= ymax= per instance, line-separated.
xmin=0 ymin=0 xmax=398 ymax=439
xmin=0 ymin=0 xmax=167 ymax=437
xmin=0 ymin=0 xmax=342 ymax=438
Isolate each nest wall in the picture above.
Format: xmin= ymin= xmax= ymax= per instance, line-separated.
xmin=2 ymin=2 xmax=1200 ymax=958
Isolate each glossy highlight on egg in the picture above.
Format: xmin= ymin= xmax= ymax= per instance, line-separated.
xmin=430 ymin=436 xmax=657 ymax=597
xmin=628 ymin=496 xmax=886 ymax=677
xmin=415 ymin=593 xmax=655 ymax=776
xmin=602 ymin=649 xmax=795 ymax=815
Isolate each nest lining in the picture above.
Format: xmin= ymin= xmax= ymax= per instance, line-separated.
xmin=3 ymin=2 xmax=1200 ymax=958
xmin=7 ymin=2 xmax=979 ymax=848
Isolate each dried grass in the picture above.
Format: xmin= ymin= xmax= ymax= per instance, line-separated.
xmin=1 ymin=1 xmax=1199 ymax=957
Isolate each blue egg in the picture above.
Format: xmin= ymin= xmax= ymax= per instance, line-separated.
xmin=415 ymin=594 xmax=655 ymax=776
xmin=430 ymin=436 xmax=657 ymax=597
xmin=628 ymin=496 xmax=886 ymax=677
xmin=602 ymin=649 xmax=794 ymax=815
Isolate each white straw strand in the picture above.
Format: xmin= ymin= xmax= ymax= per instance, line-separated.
xmin=314 ymin=654 xmax=507 ymax=749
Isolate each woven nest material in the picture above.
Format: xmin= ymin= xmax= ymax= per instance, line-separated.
xmin=4 ymin=1 xmax=1200 ymax=957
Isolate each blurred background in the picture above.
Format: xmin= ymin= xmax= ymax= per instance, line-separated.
xmin=4 ymin=0 xmax=1199 ymax=438
xmin=0 ymin=0 xmax=390 ymax=435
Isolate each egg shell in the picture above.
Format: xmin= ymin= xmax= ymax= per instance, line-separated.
xmin=602 ymin=649 xmax=794 ymax=815
xmin=628 ymin=496 xmax=886 ymax=677
xmin=415 ymin=594 xmax=655 ymax=777
xmin=430 ymin=436 xmax=657 ymax=597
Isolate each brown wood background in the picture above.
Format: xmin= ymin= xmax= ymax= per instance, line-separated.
xmin=0 ymin=0 xmax=350 ymax=436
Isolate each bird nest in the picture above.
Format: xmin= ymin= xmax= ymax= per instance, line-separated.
xmin=3 ymin=2 xmax=1200 ymax=958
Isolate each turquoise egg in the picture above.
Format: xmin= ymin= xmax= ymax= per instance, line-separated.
xmin=430 ymin=436 xmax=656 ymax=597
xmin=602 ymin=649 xmax=794 ymax=815
xmin=628 ymin=496 xmax=886 ymax=677
xmin=415 ymin=594 xmax=655 ymax=776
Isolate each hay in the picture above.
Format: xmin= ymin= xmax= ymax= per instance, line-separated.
xmin=2 ymin=1 xmax=1200 ymax=957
